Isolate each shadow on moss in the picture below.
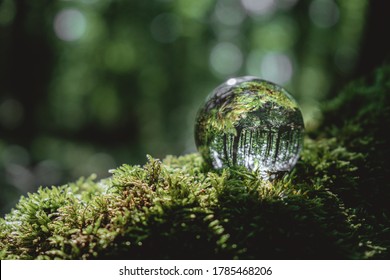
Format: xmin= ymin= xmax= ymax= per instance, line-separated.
xmin=1 ymin=66 xmax=389 ymax=259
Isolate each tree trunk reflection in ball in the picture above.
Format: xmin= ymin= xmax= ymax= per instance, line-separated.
xmin=195 ymin=77 xmax=304 ymax=178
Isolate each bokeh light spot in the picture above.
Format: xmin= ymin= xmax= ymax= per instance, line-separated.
xmin=210 ymin=42 xmax=243 ymax=76
xmin=215 ymin=0 xmax=246 ymax=26
xmin=260 ymin=53 xmax=293 ymax=85
xmin=247 ymin=52 xmax=293 ymax=85
xmin=241 ymin=0 xmax=276 ymax=16
xmin=54 ymin=8 xmax=87 ymax=41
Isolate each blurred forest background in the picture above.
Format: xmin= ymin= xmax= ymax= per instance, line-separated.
xmin=0 ymin=0 xmax=388 ymax=215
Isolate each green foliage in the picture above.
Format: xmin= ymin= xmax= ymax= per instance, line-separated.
xmin=1 ymin=66 xmax=390 ymax=259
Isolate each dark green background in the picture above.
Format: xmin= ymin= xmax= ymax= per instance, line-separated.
xmin=0 ymin=0 xmax=388 ymax=215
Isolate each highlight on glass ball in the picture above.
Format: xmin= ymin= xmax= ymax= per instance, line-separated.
xmin=195 ymin=76 xmax=304 ymax=177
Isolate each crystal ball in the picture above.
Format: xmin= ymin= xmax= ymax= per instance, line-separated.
xmin=195 ymin=76 xmax=304 ymax=175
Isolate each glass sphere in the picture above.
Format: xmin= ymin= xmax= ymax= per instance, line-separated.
xmin=195 ymin=76 xmax=304 ymax=176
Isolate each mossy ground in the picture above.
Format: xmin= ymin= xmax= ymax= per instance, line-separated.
xmin=1 ymin=66 xmax=389 ymax=260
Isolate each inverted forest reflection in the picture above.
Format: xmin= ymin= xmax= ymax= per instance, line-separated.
xmin=195 ymin=77 xmax=304 ymax=177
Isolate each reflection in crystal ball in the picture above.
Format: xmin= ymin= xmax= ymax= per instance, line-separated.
xmin=195 ymin=76 xmax=304 ymax=177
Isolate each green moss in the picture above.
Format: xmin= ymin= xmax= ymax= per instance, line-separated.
xmin=1 ymin=66 xmax=390 ymax=260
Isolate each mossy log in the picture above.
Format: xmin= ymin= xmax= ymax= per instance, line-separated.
xmin=1 ymin=66 xmax=389 ymax=260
